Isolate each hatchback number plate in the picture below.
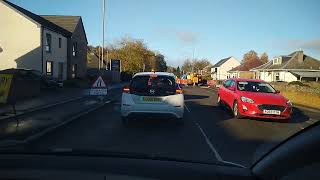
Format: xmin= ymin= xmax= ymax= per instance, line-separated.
xmin=142 ymin=97 xmax=162 ymax=102
xmin=263 ymin=110 xmax=281 ymax=115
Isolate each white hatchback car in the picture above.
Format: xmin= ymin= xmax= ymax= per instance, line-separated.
xmin=121 ymin=72 xmax=184 ymax=124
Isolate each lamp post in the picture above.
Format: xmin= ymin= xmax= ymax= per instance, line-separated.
xmin=101 ymin=0 xmax=106 ymax=71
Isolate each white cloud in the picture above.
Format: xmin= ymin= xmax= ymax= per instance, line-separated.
xmin=175 ymin=31 xmax=198 ymax=44
xmin=287 ymin=39 xmax=320 ymax=52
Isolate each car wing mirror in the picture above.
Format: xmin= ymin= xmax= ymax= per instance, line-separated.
xmin=228 ymin=86 xmax=236 ymax=91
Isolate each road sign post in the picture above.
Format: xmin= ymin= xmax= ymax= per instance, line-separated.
xmin=0 ymin=74 xmax=13 ymax=104
xmin=0 ymin=74 xmax=19 ymax=126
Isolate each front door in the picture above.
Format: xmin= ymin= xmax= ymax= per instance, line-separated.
xmin=225 ymin=80 xmax=236 ymax=108
xmin=58 ymin=62 xmax=63 ymax=80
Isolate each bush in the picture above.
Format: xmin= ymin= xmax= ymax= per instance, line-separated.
xmin=288 ymin=81 xmax=310 ymax=87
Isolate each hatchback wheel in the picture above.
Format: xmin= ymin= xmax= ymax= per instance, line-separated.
xmin=175 ymin=117 xmax=184 ymax=126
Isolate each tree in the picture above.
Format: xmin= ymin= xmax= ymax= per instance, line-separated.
xmin=89 ymin=37 xmax=168 ymax=74
xmin=155 ymin=54 xmax=167 ymax=72
xmin=176 ymin=66 xmax=181 ymax=76
xmin=181 ymin=59 xmax=211 ymax=73
xmin=181 ymin=59 xmax=193 ymax=73
xmin=260 ymin=52 xmax=269 ymax=64
xmin=193 ymin=59 xmax=211 ymax=72
xmin=242 ymin=50 xmax=259 ymax=64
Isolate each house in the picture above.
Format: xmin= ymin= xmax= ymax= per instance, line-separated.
xmin=0 ymin=0 xmax=87 ymax=80
xmin=211 ymin=57 xmax=240 ymax=80
xmin=227 ymin=59 xmax=264 ymax=79
xmin=251 ymin=51 xmax=320 ymax=82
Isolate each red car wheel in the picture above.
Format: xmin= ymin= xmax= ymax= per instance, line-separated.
xmin=233 ymin=101 xmax=243 ymax=119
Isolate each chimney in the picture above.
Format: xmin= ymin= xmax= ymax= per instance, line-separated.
xmin=297 ymin=50 xmax=304 ymax=64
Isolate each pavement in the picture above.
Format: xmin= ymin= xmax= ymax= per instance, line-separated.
xmin=0 ymin=88 xmax=85 ymax=120
xmin=0 ymin=83 xmax=126 ymax=145
xmin=12 ymin=86 xmax=317 ymax=168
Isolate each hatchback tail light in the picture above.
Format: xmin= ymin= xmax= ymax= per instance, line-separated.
xmin=176 ymin=86 xmax=183 ymax=94
xmin=123 ymin=87 xmax=130 ymax=93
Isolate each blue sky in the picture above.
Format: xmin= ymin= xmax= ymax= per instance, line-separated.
xmin=10 ymin=0 xmax=320 ymax=67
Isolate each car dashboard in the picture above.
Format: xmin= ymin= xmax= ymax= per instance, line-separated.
xmin=0 ymin=153 xmax=255 ymax=180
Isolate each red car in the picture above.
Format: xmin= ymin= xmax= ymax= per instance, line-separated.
xmin=217 ymin=78 xmax=292 ymax=120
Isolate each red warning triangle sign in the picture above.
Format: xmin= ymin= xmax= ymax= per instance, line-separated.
xmin=92 ymin=76 xmax=106 ymax=88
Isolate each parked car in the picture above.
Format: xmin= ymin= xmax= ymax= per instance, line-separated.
xmin=0 ymin=68 xmax=62 ymax=88
xmin=121 ymin=72 xmax=184 ymax=124
xmin=217 ymin=78 xmax=292 ymax=120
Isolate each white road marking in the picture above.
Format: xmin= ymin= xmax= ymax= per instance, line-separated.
xmin=184 ymin=103 xmax=246 ymax=168
xmin=194 ymin=120 xmax=223 ymax=161
xmin=305 ymin=119 xmax=318 ymax=124
xmin=184 ymin=103 xmax=222 ymax=161
xmin=184 ymin=104 xmax=191 ymax=113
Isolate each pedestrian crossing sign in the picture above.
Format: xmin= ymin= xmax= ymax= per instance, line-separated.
xmin=90 ymin=76 xmax=108 ymax=96
xmin=92 ymin=76 xmax=106 ymax=88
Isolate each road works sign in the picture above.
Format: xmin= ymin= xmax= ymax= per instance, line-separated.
xmin=90 ymin=76 xmax=108 ymax=96
xmin=0 ymin=74 xmax=13 ymax=104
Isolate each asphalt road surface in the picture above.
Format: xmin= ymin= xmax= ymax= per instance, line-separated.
xmin=27 ymin=86 xmax=319 ymax=167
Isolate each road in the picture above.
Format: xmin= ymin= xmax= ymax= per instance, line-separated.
xmin=26 ymin=86 xmax=319 ymax=167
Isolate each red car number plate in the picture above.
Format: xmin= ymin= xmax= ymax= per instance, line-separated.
xmin=263 ymin=110 xmax=281 ymax=115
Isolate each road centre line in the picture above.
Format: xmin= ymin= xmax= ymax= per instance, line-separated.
xmin=194 ymin=120 xmax=223 ymax=161
xmin=184 ymin=103 xmax=246 ymax=168
xmin=184 ymin=104 xmax=223 ymax=161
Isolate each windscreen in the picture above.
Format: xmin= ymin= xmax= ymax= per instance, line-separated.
xmin=1 ymin=0 xmax=319 ymax=172
xmin=237 ymin=81 xmax=276 ymax=93
xmin=130 ymin=75 xmax=176 ymax=96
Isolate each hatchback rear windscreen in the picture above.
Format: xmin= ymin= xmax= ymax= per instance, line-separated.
xmin=130 ymin=75 xmax=176 ymax=96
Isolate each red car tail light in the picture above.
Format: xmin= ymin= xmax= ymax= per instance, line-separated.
xmin=123 ymin=87 xmax=130 ymax=93
xmin=176 ymin=87 xmax=183 ymax=94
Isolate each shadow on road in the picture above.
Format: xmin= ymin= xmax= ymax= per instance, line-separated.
xmin=125 ymin=116 xmax=183 ymax=130
xmin=184 ymin=96 xmax=310 ymax=167
xmin=290 ymin=107 xmax=310 ymax=123
xmin=184 ymin=94 xmax=209 ymax=100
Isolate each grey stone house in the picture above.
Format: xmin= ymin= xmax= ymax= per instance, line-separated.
xmin=42 ymin=16 xmax=88 ymax=79
xmin=0 ymin=0 xmax=87 ymax=80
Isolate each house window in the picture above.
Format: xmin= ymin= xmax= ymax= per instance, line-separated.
xmin=45 ymin=33 xmax=52 ymax=53
xmin=46 ymin=61 xmax=53 ymax=76
xmin=215 ymin=68 xmax=218 ymax=72
xmin=273 ymin=57 xmax=282 ymax=65
xmin=72 ymin=64 xmax=77 ymax=79
xmin=59 ymin=38 xmax=62 ymax=48
xmin=274 ymin=72 xmax=280 ymax=81
xmin=72 ymin=42 xmax=77 ymax=57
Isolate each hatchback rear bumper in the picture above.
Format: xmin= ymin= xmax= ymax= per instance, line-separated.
xmin=121 ymin=104 xmax=184 ymax=119
xmin=121 ymin=93 xmax=184 ymax=119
